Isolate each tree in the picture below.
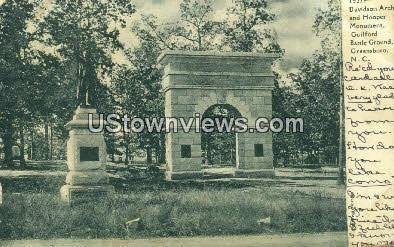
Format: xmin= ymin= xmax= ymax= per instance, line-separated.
xmin=175 ymin=0 xmax=220 ymax=50
xmin=39 ymin=0 xmax=135 ymax=110
xmin=290 ymin=51 xmax=340 ymax=162
xmin=272 ymin=73 xmax=301 ymax=166
xmin=0 ymin=0 xmax=51 ymax=166
xmin=112 ymin=40 xmax=164 ymax=165
xmin=313 ymin=0 xmax=344 ymax=183
xmin=313 ymin=0 xmax=341 ymax=54
xmin=34 ymin=0 xmax=135 ymax=163
xmin=223 ymin=0 xmax=282 ymax=53
xmin=281 ymin=0 xmax=341 ymax=167
xmin=134 ymin=0 xmax=221 ymax=52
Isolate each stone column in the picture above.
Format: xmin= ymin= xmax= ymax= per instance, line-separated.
xmin=235 ymin=131 xmax=275 ymax=178
xmin=234 ymin=88 xmax=275 ymax=178
xmin=162 ymin=86 xmax=203 ymax=180
xmin=60 ymin=106 xmax=114 ymax=205
xmin=165 ymin=131 xmax=203 ymax=180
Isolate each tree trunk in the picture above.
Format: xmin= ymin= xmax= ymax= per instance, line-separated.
xmin=30 ymin=129 xmax=34 ymax=160
xmin=197 ymin=28 xmax=202 ymax=50
xmin=19 ymin=126 xmax=25 ymax=166
xmin=27 ymin=129 xmax=32 ymax=160
xmin=44 ymin=121 xmax=49 ymax=160
xmin=337 ymin=71 xmax=346 ymax=185
xmin=124 ymin=143 xmax=129 ymax=166
xmin=146 ymin=146 xmax=152 ymax=164
xmin=3 ymin=119 xmax=14 ymax=166
xmin=207 ymin=140 xmax=212 ymax=165
xmin=155 ymin=148 xmax=158 ymax=164
xmin=158 ymin=136 xmax=166 ymax=164
xmin=50 ymin=123 xmax=53 ymax=160
xmin=124 ymin=133 xmax=129 ymax=166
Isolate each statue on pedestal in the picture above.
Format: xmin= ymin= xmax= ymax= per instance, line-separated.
xmin=60 ymin=60 xmax=113 ymax=205
xmin=77 ymin=78 xmax=90 ymax=107
xmin=76 ymin=60 xmax=96 ymax=108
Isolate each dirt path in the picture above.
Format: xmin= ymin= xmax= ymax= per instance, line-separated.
xmin=0 ymin=232 xmax=347 ymax=247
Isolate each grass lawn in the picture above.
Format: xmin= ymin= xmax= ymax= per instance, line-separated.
xmin=0 ymin=174 xmax=346 ymax=240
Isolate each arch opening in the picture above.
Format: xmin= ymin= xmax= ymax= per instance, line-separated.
xmin=201 ymin=104 xmax=242 ymax=168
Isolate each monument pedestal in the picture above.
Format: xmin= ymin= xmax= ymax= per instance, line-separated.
xmin=60 ymin=106 xmax=114 ymax=205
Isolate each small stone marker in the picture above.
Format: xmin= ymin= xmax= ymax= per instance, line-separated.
xmin=126 ymin=218 xmax=141 ymax=232
xmin=257 ymin=216 xmax=271 ymax=225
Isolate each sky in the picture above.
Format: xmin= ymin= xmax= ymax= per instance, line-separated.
xmin=129 ymin=0 xmax=328 ymax=73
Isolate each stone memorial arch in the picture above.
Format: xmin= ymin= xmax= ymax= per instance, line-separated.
xmin=158 ymin=51 xmax=280 ymax=180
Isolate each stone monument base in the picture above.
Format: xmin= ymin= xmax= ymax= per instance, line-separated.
xmin=60 ymin=185 xmax=114 ymax=205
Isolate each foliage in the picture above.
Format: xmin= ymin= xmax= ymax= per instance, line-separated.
xmin=222 ymin=0 xmax=282 ymax=53
xmin=0 ymin=0 xmax=61 ymax=165
xmin=39 ymin=0 xmax=134 ymax=110
xmin=313 ymin=0 xmax=341 ymax=53
xmin=175 ymin=0 xmax=221 ymax=50
xmin=272 ymin=77 xmax=303 ymax=165
xmin=273 ymin=0 xmax=341 ymax=165
xmin=111 ymin=37 xmax=164 ymax=164
xmin=33 ymin=0 xmax=136 ymax=162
